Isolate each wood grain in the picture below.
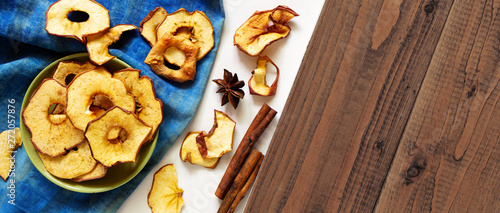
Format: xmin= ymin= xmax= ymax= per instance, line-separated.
xmin=245 ymin=0 xmax=500 ymax=211
xmin=245 ymin=0 xmax=460 ymax=212
xmin=375 ymin=0 xmax=500 ymax=212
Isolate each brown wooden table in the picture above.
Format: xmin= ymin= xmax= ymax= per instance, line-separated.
xmin=245 ymin=0 xmax=500 ymax=212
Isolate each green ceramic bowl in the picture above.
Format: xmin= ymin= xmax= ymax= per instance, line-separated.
xmin=20 ymin=53 xmax=157 ymax=193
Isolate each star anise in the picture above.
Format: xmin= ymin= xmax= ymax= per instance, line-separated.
xmin=213 ymin=69 xmax=245 ymax=109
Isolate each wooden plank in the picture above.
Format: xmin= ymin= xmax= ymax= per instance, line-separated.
xmin=375 ymin=0 xmax=500 ymax=212
xmin=245 ymin=0 xmax=455 ymax=212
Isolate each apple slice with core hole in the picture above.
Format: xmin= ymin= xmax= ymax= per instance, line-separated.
xmin=22 ymin=79 xmax=85 ymax=157
xmin=156 ymin=8 xmax=214 ymax=66
xmin=45 ymin=0 xmax=110 ymax=43
xmin=84 ymin=106 xmax=151 ymax=167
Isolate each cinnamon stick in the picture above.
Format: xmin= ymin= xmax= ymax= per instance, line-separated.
xmin=227 ymin=153 xmax=264 ymax=213
xmin=217 ymin=149 xmax=263 ymax=213
xmin=215 ymin=103 xmax=277 ymax=199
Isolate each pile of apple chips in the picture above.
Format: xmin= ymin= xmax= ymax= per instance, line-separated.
xmin=140 ymin=7 xmax=215 ymax=83
xmin=22 ymin=61 xmax=163 ymax=181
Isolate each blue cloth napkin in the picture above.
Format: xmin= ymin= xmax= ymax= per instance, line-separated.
xmin=0 ymin=0 xmax=224 ymax=212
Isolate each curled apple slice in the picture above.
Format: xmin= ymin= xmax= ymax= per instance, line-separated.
xmin=45 ymin=0 xmax=110 ymax=43
xmin=86 ymin=24 xmax=137 ymax=65
xmin=249 ymin=56 xmax=280 ymax=96
xmin=139 ymin=7 xmax=168 ymax=46
xmin=196 ymin=110 xmax=236 ymax=159
xmin=234 ymin=5 xmax=298 ymax=56
xmin=180 ymin=131 xmax=220 ymax=168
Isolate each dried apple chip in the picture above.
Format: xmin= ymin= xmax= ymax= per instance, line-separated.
xmin=113 ymin=69 xmax=163 ymax=141
xmin=156 ymin=8 xmax=214 ymax=66
xmin=86 ymin=24 xmax=137 ymax=65
xmin=148 ymin=164 xmax=184 ymax=213
xmin=45 ymin=0 xmax=110 ymax=42
xmin=249 ymin=56 xmax=280 ymax=96
xmin=22 ymin=79 xmax=85 ymax=157
xmin=0 ymin=128 xmax=22 ymax=181
xmin=180 ymin=131 xmax=220 ymax=168
xmin=66 ymin=67 xmax=135 ymax=130
xmin=144 ymin=34 xmax=200 ymax=82
xmin=139 ymin=7 xmax=168 ymax=46
xmin=52 ymin=60 xmax=96 ymax=86
xmin=196 ymin=110 xmax=236 ymax=159
xmin=234 ymin=5 xmax=299 ymax=56
xmin=38 ymin=141 xmax=97 ymax=179
xmin=84 ymin=106 xmax=152 ymax=167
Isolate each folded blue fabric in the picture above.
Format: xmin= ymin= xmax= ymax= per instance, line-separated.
xmin=0 ymin=0 xmax=224 ymax=212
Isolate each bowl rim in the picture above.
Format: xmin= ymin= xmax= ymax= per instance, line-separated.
xmin=20 ymin=53 xmax=158 ymax=193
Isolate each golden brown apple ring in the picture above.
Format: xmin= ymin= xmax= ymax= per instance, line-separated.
xmin=66 ymin=67 xmax=135 ymax=130
xmin=22 ymin=79 xmax=85 ymax=157
xmin=45 ymin=0 xmax=110 ymax=43
xmin=155 ymin=8 xmax=214 ymax=66
xmin=144 ymin=34 xmax=200 ymax=82
xmin=84 ymin=106 xmax=152 ymax=167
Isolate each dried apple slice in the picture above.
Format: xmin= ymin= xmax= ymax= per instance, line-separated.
xmin=148 ymin=164 xmax=184 ymax=213
xmin=197 ymin=110 xmax=236 ymax=158
xmin=180 ymin=131 xmax=220 ymax=168
xmin=156 ymin=8 xmax=214 ymax=66
xmin=45 ymin=0 xmax=110 ymax=43
xmin=144 ymin=34 xmax=200 ymax=82
xmin=234 ymin=5 xmax=299 ymax=56
xmin=139 ymin=7 xmax=168 ymax=46
xmin=38 ymin=141 xmax=97 ymax=179
xmin=84 ymin=106 xmax=152 ymax=167
xmin=0 ymin=128 xmax=22 ymax=181
xmin=73 ymin=163 xmax=107 ymax=182
xmin=52 ymin=60 xmax=96 ymax=86
xmin=66 ymin=67 xmax=135 ymax=130
xmin=22 ymin=79 xmax=85 ymax=157
xmin=249 ymin=56 xmax=280 ymax=96
xmin=86 ymin=24 xmax=137 ymax=65
xmin=113 ymin=69 xmax=163 ymax=141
